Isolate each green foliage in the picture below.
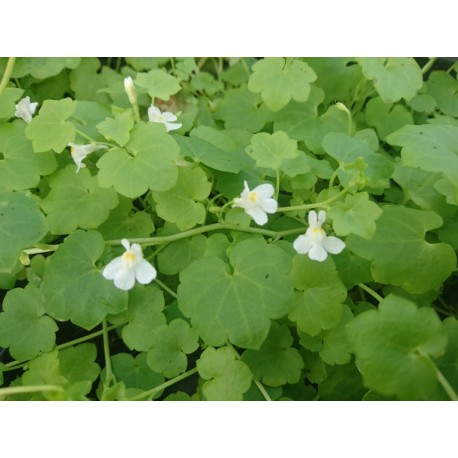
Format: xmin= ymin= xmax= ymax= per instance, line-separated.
xmin=146 ymin=318 xmax=199 ymax=378
xmin=119 ymin=286 xmax=166 ymax=351
xmin=347 ymin=294 xmax=448 ymax=400
xmin=0 ymin=121 xmax=56 ymax=191
xmin=135 ymin=69 xmax=181 ymax=100
xmin=40 ymin=230 xmax=127 ymax=329
xmin=241 ymin=323 xmax=304 ymax=387
xmin=248 ymin=57 xmax=317 ymax=111
xmin=2 ymin=57 xmax=458 ymax=402
xmin=41 ymin=166 xmax=119 ymax=234
xmin=328 ymin=192 xmax=383 ymax=239
xmin=347 ymin=206 xmax=457 ymax=293
xmin=97 ymin=122 xmax=180 ymax=198
xmin=197 ymin=346 xmax=252 ymax=400
xmin=0 ymin=190 xmax=48 ymax=274
xmin=0 ymin=285 xmax=57 ymax=361
xmin=357 ymin=57 xmax=423 ymax=102
xmin=289 ymin=255 xmax=347 ymax=336
xmin=25 ymin=98 xmax=77 ymax=152
xmin=246 ymin=130 xmax=299 ymax=171
xmin=152 ymin=166 xmax=212 ymax=230
xmin=178 ymin=238 xmax=294 ymax=349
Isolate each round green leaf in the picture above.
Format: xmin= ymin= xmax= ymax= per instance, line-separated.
xmin=0 ymin=190 xmax=48 ymax=273
xmin=0 ymin=121 xmax=57 ymax=191
xmin=96 ymin=110 xmax=135 ymax=147
xmin=152 ymin=166 xmax=212 ymax=231
xmin=41 ymin=165 xmax=119 ymax=234
xmin=246 ymin=130 xmax=299 ymax=171
xmin=40 ymin=230 xmax=127 ymax=329
xmin=197 ymin=346 xmax=252 ymax=400
xmin=120 ymin=286 xmax=166 ymax=351
xmin=248 ymin=57 xmax=317 ymax=111
xmin=346 ymin=206 xmax=457 ymax=293
xmin=97 ymin=195 xmax=154 ymax=240
xmin=135 ymin=69 xmax=181 ymax=100
xmin=97 ymin=122 xmax=180 ymax=198
xmin=346 ymin=294 xmax=448 ymax=400
xmin=0 ymin=87 xmax=24 ymax=119
xmin=426 ymin=71 xmax=458 ymax=117
xmin=289 ymin=255 xmax=347 ymax=336
xmin=357 ymin=57 xmax=423 ymax=103
xmin=241 ymin=322 xmax=304 ymax=387
xmin=25 ymin=98 xmax=77 ymax=153
xmin=328 ymin=192 xmax=383 ymax=239
xmin=0 ymin=284 xmax=58 ymax=361
xmin=323 ymin=132 xmax=394 ymax=189
xmin=146 ymin=318 xmax=199 ymax=378
xmin=178 ymin=238 xmax=294 ymax=349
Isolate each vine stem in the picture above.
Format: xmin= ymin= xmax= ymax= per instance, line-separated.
xmin=357 ymin=283 xmax=383 ymax=303
xmin=0 ymin=57 xmax=16 ymax=98
xmin=154 ymin=278 xmax=178 ymax=299
xmin=434 ymin=365 xmax=458 ymax=401
xmin=277 ymin=185 xmax=352 ymax=213
xmin=127 ymin=367 xmax=199 ymax=401
xmin=105 ymin=223 xmax=305 ymax=247
xmin=0 ymin=385 xmax=64 ymax=398
xmin=421 ymin=57 xmax=437 ymax=75
xmin=102 ymin=319 xmax=116 ymax=392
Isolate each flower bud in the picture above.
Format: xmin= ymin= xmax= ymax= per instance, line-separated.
xmin=124 ymin=76 xmax=137 ymax=106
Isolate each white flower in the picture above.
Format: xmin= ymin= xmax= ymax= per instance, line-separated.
xmin=14 ymin=96 xmax=39 ymax=123
xmin=293 ymin=210 xmax=345 ymax=262
xmin=124 ymin=76 xmax=137 ymax=105
xmin=102 ymin=239 xmax=157 ymax=291
xmin=148 ymin=104 xmax=182 ymax=132
xmin=68 ymin=143 xmax=107 ymax=173
xmin=232 ymin=180 xmax=278 ymax=226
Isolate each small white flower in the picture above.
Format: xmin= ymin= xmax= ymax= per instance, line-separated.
xmin=14 ymin=96 xmax=39 ymax=123
xmin=148 ymin=104 xmax=182 ymax=132
xmin=232 ymin=180 xmax=278 ymax=226
xmin=124 ymin=76 xmax=137 ymax=106
xmin=293 ymin=210 xmax=345 ymax=262
xmin=102 ymin=239 xmax=157 ymax=291
xmin=68 ymin=143 xmax=107 ymax=173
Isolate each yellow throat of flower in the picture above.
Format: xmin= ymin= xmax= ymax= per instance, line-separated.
xmin=122 ymin=251 xmax=136 ymax=264
xmin=248 ymin=191 xmax=258 ymax=202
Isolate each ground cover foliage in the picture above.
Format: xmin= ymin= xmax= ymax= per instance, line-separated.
xmin=0 ymin=57 xmax=457 ymax=401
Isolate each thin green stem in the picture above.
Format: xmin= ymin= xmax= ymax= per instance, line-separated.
xmin=275 ymin=170 xmax=281 ymax=201
xmin=277 ymin=186 xmax=352 ymax=213
xmin=435 ymin=364 xmax=458 ymax=401
xmin=0 ymin=57 xmax=16 ymax=98
xmin=154 ymin=278 xmax=178 ymax=300
xmin=128 ymin=367 xmax=199 ymax=401
xmin=196 ymin=57 xmax=208 ymax=72
xmin=105 ymin=223 xmax=305 ymax=247
xmin=357 ymin=283 xmax=383 ymax=303
xmin=328 ymin=170 xmax=339 ymax=189
xmin=102 ymin=319 xmax=115 ymax=391
xmin=115 ymin=57 xmax=122 ymax=72
xmin=421 ymin=57 xmax=437 ymax=75
xmin=0 ymin=385 xmax=64 ymax=398
xmin=4 ymin=323 xmax=125 ymax=371
xmin=226 ymin=342 xmax=271 ymax=401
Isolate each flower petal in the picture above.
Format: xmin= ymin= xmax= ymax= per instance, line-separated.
xmin=121 ymin=239 xmax=130 ymax=251
xmin=317 ymin=210 xmax=327 ymax=225
xmin=102 ymin=257 xmax=124 ymax=280
xmin=135 ymin=260 xmax=157 ymax=284
xmin=162 ymin=112 xmax=178 ymax=122
xmin=308 ymin=243 xmax=328 ymax=262
xmin=246 ymin=206 xmax=268 ymax=226
xmin=164 ymin=122 xmax=182 ymax=132
xmin=253 ymin=183 xmax=275 ymax=198
xmin=261 ymin=197 xmax=278 ymax=214
xmin=293 ymin=234 xmax=311 ymax=254
xmin=148 ymin=105 xmax=162 ymax=122
xmin=323 ymin=236 xmax=345 ymax=254
xmin=308 ymin=210 xmax=318 ymax=226
xmin=113 ymin=268 xmax=136 ymax=290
